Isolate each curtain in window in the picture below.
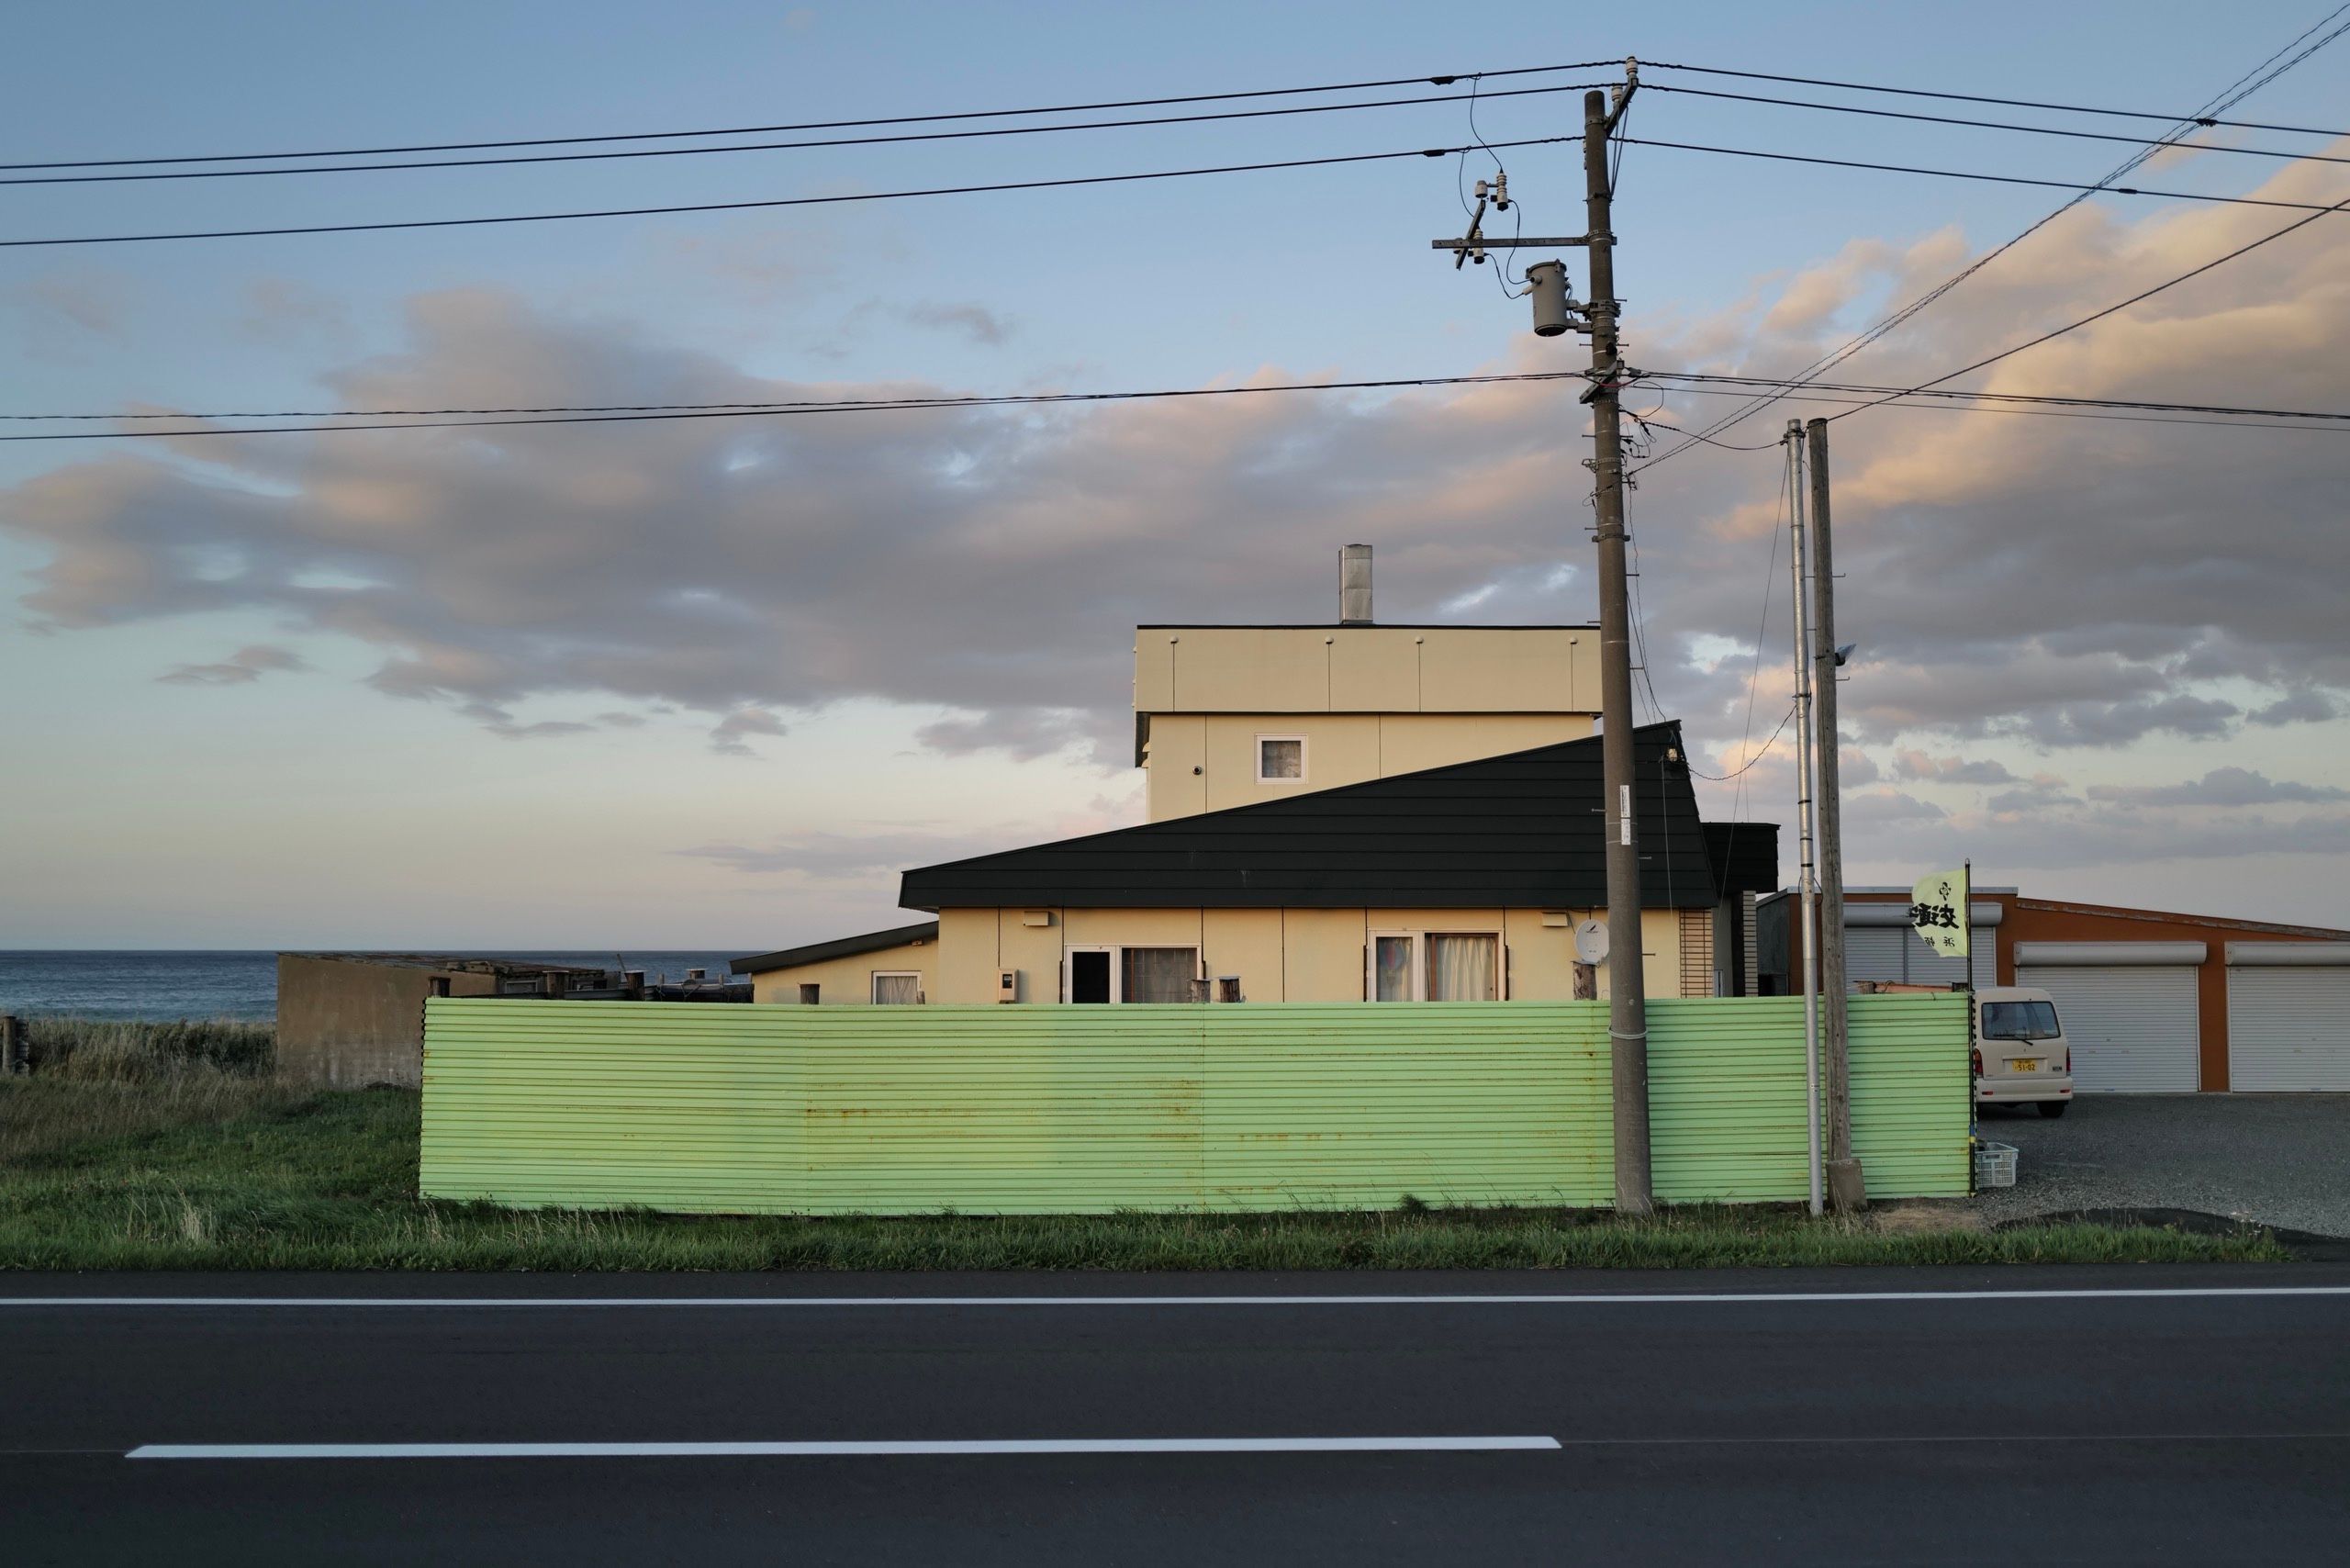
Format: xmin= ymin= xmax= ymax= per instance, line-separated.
xmin=1121 ymin=947 xmax=1198 ymax=1003
xmin=873 ymin=973 xmax=921 ymax=1005
xmin=1426 ymin=934 xmax=1498 ymax=1002
xmin=1373 ymin=935 xmax=1414 ymax=1002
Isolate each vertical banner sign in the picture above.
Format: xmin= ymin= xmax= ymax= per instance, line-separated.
xmin=1910 ymin=868 xmax=1970 ymax=958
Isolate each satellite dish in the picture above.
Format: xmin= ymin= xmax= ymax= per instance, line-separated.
xmin=1574 ymin=919 xmax=1610 ymax=965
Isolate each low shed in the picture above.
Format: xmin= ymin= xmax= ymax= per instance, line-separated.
xmin=275 ymin=953 xmax=612 ymax=1087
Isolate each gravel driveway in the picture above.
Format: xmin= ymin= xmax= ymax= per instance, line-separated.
xmin=1973 ymin=1094 xmax=2350 ymax=1237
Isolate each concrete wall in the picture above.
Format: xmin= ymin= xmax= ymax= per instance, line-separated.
xmin=276 ymin=955 xmax=499 ymax=1088
xmin=746 ymin=937 xmax=936 ymax=1006
xmin=840 ymin=905 xmax=1704 ymax=1004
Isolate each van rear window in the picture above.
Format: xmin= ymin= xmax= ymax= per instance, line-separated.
xmin=1982 ymin=1001 xmax=2061 ymax=1041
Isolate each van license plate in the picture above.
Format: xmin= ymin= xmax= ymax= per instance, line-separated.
xmin=2007 ymin=1058 xmax=2042 ymax=1074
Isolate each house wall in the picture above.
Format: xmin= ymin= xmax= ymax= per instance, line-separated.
xmin=1135 ymin=625 xmax=1600 ymax=714
xmin=1135 ymin=624 xmax=1600 ymax=821
xmin=747 ymin=937 xmax=935 ymax=1005
xmin=910 ymin=904 xmax=1706 ymax=1004
xmin=276 ymin=955 xmax=500 ymax=1087
xmin=1141 ymin=712 xmax=1596 ymax=819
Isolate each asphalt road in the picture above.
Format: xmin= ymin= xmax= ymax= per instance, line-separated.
xmin=5 ymin=1268 xmax=2348 ymax=1566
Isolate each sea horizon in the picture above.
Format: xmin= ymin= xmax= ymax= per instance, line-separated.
xmin=0 ymin=948 xmax=756 ymax=1023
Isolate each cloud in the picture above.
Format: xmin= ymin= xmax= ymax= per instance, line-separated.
xmin=5 ymin=145 xmax=2348 ymax=820
xmin=2086 ymin=767 xmax=2350 ymax=807
xmin=709 ymin=706 xmax=788 ymax=756
xmin=17 ymin=271 xmax=129 ymax=337
xmin=2249 ymin=689 xmax=2339 ymax=726
xmin=677 ymin=827 xmax=1003 ymax=879
xmin=454 ymin=700 xmax=597 ymax=741
xmin=916 ymin=706 xmax=1098 ymax=760
xmin=898 ymin=301 xmax=1014 ymax=346
xmin=1888 ymin=749 xmax=2020 ymax=786
xmin=1843 ymin=789 xmax=1947 ymax=825
xmin=677 ymin=793 xmax=1143 ymax=881
xmin=156 ymin=644 xmax=308 ymax=686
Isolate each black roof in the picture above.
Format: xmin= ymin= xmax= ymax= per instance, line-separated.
xmin=731 ymin=921 xmax=939 ymax=977
xmin=1704 ymin=823 xmax=1781 ymax=901
xmin=901 ymin=722 xmax=1773 ymax=912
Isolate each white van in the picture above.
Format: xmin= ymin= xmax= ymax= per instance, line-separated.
xmin=1973 ymin=985 xmax=2074 ymax=1116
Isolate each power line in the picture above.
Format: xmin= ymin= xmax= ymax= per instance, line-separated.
xmin=1640 ymin=83 xmax=2350 ymax=165
xmin=0 ymin=371 xmax=1595 ymax=441
xmin=6 ymin=368 xmax=2339 ymax=441
xmin=1643 ymin=372 xmax=2350 ymax=423
xmin=1632 ymin=9 xmax=2350 ymax=469
xmin=1821 ymin=191 xmax=2350 ymax=424
xmin=0 ymin=134 xmax=1575 ymax=249
xmin=0 ymin=81 xmax=1612 ymax=188
xmin=1619 ymin=136 xmax=2349 ymax=213
xmin=1645 ymin=382 xmax=2349 ymax=434
xmin=1642 ymin=60 xmax=2350 ymax=140
xmin=0 ymin=61 xmax=1619 ymax=173
xmin=1688 ymin=704 xmax=1796 ymax=782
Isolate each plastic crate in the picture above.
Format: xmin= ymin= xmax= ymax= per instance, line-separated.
xmin=1974 ymin=1140 xmax=2019 ymax=1190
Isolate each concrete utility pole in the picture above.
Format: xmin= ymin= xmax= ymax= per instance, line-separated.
xmin=1431 ymin=62 xmax=1648 ymax=1214
xmin=1582 ymin=78 xmax=1652 ymax=1216
xmin=1807 ymin=418 xmax=1863 ymax=1213
xmin=1786 ymin=421 xmax=1823 ymax=1218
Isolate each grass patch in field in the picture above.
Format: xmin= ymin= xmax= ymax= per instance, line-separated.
xmin=1 ymin=1017 xmax=289 ymax=1165
xmin=0 ymin=1081 xmax=2291 ymax=1271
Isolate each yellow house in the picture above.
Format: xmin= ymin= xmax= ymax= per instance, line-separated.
xmin=733 ymin=548 xmax=1778 ymax=1006
xmin=1136 ymin=544 xmax=1600 ymax=820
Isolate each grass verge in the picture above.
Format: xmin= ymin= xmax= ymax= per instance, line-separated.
xmin=0 ymin=1079 xmax=2291 ymax=1271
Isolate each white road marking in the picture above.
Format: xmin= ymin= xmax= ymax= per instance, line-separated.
xmin=128 ymin=1436 xmax=1561 ymax=1460
xmin=7 ymin=1285 xmax=2348 ymax=1310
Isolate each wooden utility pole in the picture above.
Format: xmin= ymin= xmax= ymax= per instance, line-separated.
xmin=1432 ymin=62 xmax=1649 ymax=1214
xmin=1583 ymin=76 xmax=1652 ymax=1216
xmin=1807 ymin=419 xmax=1863 ymax=1212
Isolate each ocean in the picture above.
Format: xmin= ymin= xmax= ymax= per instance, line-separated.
xmin=0 ymin=951 xmax=751 ymax=1023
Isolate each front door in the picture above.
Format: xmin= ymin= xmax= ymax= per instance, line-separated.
xmin=1069 ymin=949 xmax=1113 ymax=1003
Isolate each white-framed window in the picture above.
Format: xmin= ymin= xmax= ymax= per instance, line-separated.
xmin=1367 ymin=930 xmax=1503 ymax=1002
xmin=871 ymin=971 xmax=923 ymax=1004
xmin=1256 ymin=734 xmax=1306 ymax=784
xmin=1063 ymin=945 xmax=1202 ymax=1002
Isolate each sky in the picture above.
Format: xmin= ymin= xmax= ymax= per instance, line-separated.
xmin=2 ymin=0 xmax=2346 ymax=948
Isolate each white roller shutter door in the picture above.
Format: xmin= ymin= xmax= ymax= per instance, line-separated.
xmin=2227 ymin=946 xmax=2350 ymax=1092
xmin=1841 ymin=922 xmax=1994 ymax=985
xmin=1845 ymin=926 xmax=1906 ymax=984
xmin=2014 ymin=962 xmax=2199 ymax=1092
xmin=1904 ymin=927 xmax=1997 ymax=988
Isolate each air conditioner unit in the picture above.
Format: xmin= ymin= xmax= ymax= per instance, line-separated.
xmin=997 ymin=969 xmax=1019 ymax=1003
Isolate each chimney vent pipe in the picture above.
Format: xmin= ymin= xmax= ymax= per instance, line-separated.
xmin=1339 ymin=543 xmax=1372 ymax=625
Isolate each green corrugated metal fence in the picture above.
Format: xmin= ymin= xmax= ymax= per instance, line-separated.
xmin=420 ymin=993 xmax=1969 ymax=1213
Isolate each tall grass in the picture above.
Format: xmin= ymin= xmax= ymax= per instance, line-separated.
xmin=0 ymin=1080 xmax=2291 ymax=1271
xmin=1 ymin=1017 xmax=289 ymax=1165
xmin=23 ymin=1015 xmax=274 ymax=1077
